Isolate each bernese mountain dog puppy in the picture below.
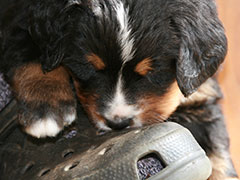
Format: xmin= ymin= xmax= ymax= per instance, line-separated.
xmin=0 ymin=0 xmax=238 ymax=179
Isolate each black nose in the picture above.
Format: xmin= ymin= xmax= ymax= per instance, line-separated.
xmin=106 ymin=117 xmax=131 ymax=130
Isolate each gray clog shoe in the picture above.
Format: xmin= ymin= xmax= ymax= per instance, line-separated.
xmin=0 ymin=100 xmax=211 ymax=180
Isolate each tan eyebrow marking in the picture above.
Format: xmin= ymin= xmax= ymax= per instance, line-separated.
xmin=135 ymin=58 xmax=153 ymax=76
xmin=86 ymin=53 xmax=105 ymax=70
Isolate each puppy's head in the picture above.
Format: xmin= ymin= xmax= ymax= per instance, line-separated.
xmin=45 ymin=0 xmax=227 ymax=131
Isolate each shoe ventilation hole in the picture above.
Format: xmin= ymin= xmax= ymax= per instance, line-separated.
xmin=64 ymin=161 xmax=79 ymax=172
xmin=38 ymin=168 xmax=51 ymax=177
xmin=137 ymin=153 xmax=166 ymax=180
xmin=62 ymin=149 xmax=74 ymax=158
xmin=21 ymin=162 xmax=35 ymax=174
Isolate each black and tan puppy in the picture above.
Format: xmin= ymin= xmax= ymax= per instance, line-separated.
xmin=0 ymin=0 xmax=238 ymax=179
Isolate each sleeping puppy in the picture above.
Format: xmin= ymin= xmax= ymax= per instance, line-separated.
xmin=0 ymin=0 xmax=238 ymax=179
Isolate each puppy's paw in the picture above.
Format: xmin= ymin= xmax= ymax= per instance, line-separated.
xmin=12 ymin=64 xmax=76 ymax=138
xmin=19 ymin=100 xmax=77 ymax=138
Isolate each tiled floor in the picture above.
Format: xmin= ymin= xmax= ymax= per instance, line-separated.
xmin=217 ymin=0 xmax=240 ymax=174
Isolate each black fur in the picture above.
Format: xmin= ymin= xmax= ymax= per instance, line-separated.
xmin=171 ymin=1 xmax=227 ymax=96
xmin=0 ymin=0 xmax=237 ymax=178
xmin=0 ymin=0 xmax=227 ymax=95
xmin=171 ymin=90 xmax=238 ymax=177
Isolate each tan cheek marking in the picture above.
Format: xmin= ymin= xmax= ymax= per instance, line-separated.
xmin=86 ymin=53 xmax=105 ymax=70
xmin=137 ymin=81 xmax=183 ymax=124
xmin=73 ymin=80 xmax=106 ymax=125
xmin=135 ymin=58 xmax=153 ymax=76
xmin=12 ymin=63 xmax=74 ymax=107
xmin=158 ymin=82 xmax=183 ymax=117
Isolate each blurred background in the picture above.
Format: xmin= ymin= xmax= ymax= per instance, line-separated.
xmin=217 ymin=0 xmax=240 ymax=174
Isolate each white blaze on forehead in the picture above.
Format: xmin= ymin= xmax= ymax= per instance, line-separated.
xmin=114 ymin=74 xmax=125 ymax=108
xmin=103 ymin=1 xmax=138 ymax=120
xmin=86 ymin=0 xmax=138 ymax=121
xmin=90 ymin=0 xmax=135 ymax=63
xmin=114 ymin=1 xmax=135 ymax=63
xmin=104 ymin=73 xmax=141 ymax=120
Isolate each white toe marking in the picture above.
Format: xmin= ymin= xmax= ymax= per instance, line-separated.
xmin=26 ymin=117 xmax=61 ymax=138
xmin=64 ymin=110 xmax=77 ymax=125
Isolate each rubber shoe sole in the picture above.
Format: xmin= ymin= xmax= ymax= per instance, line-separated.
xmin=0 ymin=100 xmax=212 ymax=180
xmin=60 ymin=122 xmax=212 ymax=180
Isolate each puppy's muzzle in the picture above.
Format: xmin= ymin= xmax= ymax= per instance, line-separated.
xmin=106 ymin=117 xmax=131 ymax=130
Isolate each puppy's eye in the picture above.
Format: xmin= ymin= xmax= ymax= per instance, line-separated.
xmin=134 ymin=58 xmax=153 ymax=76
xmin=86 ymin=53 xmax=105 ymax=70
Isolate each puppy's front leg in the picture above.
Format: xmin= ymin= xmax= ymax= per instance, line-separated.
xmin=11 ymin=63 xmax=76 ymax=138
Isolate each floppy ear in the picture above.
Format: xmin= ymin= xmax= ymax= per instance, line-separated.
xmin=172 ymin=1 xmax=227 ymax=97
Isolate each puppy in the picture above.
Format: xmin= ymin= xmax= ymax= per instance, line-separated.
xmin=0 ymin=0 xmax=238 ymax=179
